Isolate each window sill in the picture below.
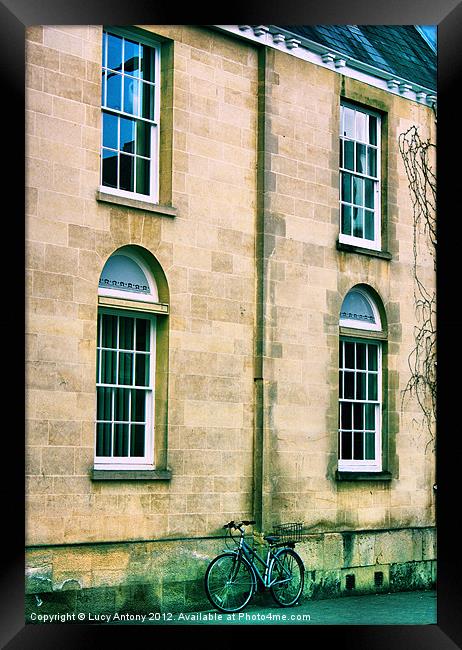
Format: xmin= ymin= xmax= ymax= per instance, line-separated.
xmin=96 ymin=190 xmax=177 ymax=217
xmin=336 ymin=241 xmax=392 ymax=260
xmin=336 ymin=470 xmax=392 ymax=482
xmin=91 ymin=468 xmax=172 ymax=481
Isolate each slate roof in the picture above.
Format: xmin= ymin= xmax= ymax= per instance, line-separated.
xmin=280 ymin=25 xmax=436 ymax=91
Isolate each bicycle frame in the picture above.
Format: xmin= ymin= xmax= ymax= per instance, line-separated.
xmin=234 ymin=534 xmax=293 ymax=589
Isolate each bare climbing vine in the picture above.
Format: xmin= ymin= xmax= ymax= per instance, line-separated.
xmin=398 ymin=126 xmax=436 ymax=446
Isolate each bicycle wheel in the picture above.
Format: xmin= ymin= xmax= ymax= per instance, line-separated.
xmin=269 ymin=547 xmax=304 ymax=607
xmin=205 ymin=552 xmax=255 ymax=613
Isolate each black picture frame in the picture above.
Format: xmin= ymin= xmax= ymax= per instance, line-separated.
xmin=5 ymin=0 xmax=461 ymax=646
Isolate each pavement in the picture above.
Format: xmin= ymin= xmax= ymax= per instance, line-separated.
xmin=111 ymin=589 xmax=437 ymax=626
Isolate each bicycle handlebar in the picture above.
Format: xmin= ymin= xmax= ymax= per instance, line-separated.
xmin=223 ymin=520 xmax=256 ymax=530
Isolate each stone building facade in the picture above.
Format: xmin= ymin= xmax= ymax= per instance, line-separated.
xmin=25 ymin=24 xmax=436 ymax=616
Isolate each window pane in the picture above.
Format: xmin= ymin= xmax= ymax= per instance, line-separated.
xmin=353 ymin=207 xmax=364 ymax=238
xmin=131 ymin=389 xmax=146 ymax=422
xmin=136 ymin=121 xmax=151 ymax=158
xmin=119 ymin=153 xmax=134 ymax=192
xmin=96 ymin=422 xmax=112 ymax=456
xmin=97 ymin=386 xmax=112 ymax=421
xmin=124 ymin=39 xmax=140 ymax=77
xmin=107 ymin=33 xmax=123 ymax=71
xmin=103 ymin=112 xmax=118 ymax=150
xmin=368 ymin=147 xmax=377 ymax=177
xmin=136 ymin=157 xmax=150 ymax=195
xmin=341 ymin=173 xmax=352 ymax=203
xmin=353 ymin=176 xmax=364 ymax=205
xmin=118 ymin=352 xmax=133 ymax=385
xmin=124 ymin=76 xmax=139 ymax=116
xmin=353 ymin=431 xmax=364 ymax=459
xmin=368 ymin=374 xmax=378 ymax=401
xmin=120 ymin=117 xmax=135 ymax=154
xmin=136 ymin=318 xmax=150 ymax=351
xmin=130 ymin=424 xmax=145 ymax=456
xmin=339 ymin=371 xmax=343 ymax=398
xmin=341 ymin=204 xmax=352 ymax=236
xmin=339 ymin=342 xmax=343 ymax=368
xmin=356 ymin=111 xmax=367 ymax=142
xmin=343 ymin=107 xmax=355 ymax=138
xmin=365 ymin=210 xmax=375 ymax=240
xmin=356 ymin=371 xmax=366 ymax=399
xmin=341 ymin=402 xmax=352 ymax=429
xmin=106 ymin=72 xmax=122 ymax=111
xmin=102 ymin=314 xmax=117 ymax=347
xmin=353 ymin=402 xmax=364 ymax=429
xmin=344 ymin=371 xmax=354 ymax=399
xmin=344 ymin=343 xmax=355 ymax=368
xmin=135 ymin=353 xmax=150 ymax=386
xmin=368 ymin=115 xmax=377 ymax=145
xmin=102 ymin=149 xmax=118 ymax=188
xmin=113 ymin=423 xmax=129 ymax=456
xmin=344 ymin=140 xmax=354 ymax=171
xmin=101 ymin=350 xmax=117 ymax=384
xmin=341 ymin=430 xmax=352 ymax=459
xmin=114 ymin=387 xmax=130 ymax=421
xmin=141 ymin=81 xmax=155 ymax=120
xmin=368 ymin=345 xmax=378 ymax=371
xmin=141 ymin=44 xmax=155 ymax=82
xmin=119 ymin=317 xmax=134 ymax=350
xmin=365 ymin=403 xmax=375 ymax=430
xmin=365 ymin=179 xmax=374 ymax=208
xmin=365 ymin=431 xmax=375 ymax=460
xmin=356 ymin=143 xmax=366 ymax=174
xmin=356 ymin=343 xmax=366 ymax=369
xmin=102 ymin=32 xmax=108 ymax=68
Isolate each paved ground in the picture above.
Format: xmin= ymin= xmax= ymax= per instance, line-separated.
xmin=112 ymin=589 xmax=437 ymax=626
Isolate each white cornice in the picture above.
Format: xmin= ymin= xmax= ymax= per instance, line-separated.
xmin=213 ymin=25 xmax=437 ymax=108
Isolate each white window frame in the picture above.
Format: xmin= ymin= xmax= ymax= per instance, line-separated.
xmin=339 ymin=102 xmax=381 ymax=251
xmin=100 ymin=27 xmax=161 ymax=203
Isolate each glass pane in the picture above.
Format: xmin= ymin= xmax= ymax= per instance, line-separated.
xmin=344 ymin=371 xmax=354 ymax=399
xmin=341 ymin=430 xmax=352 ymax=459
xmin=341 ymin=204 xmax=351 ymax=236
xmin=344 ymin=140 xmax=354 ymax=171
xmin=353 ymin=176 xmax=364 ymax=205
xmin=368 ymin=345 xmax=378 ymax=371
xmin=97 ymin=386 xmax=112 ymax=421
xmin=353 ymin=403 xmax=364 ymax=429
xmin=136 ymin=157 xmax=150 ymax=195
xmin=136 ymin=318 xmax=150 ymax=351
xmin=356 ymin=371 xmax=366 ymax=399
xmin=368 ymin=374 xmax=378 ymax=401
xmin=103 ymin=112 xmax=118 ymax=150
xmin=369 ymin=115 xmax=377 ymax=145
xmin=339 ymin=342 xmax=343 ymax=368
xmin=356 ymin=143 xmax=366 ymax=174
xmin=96 ymin=422 xmax=112 ymax=456
xmin=118 ymin=352 xmax=133 ymax=385
xmin=368 ymin=147 xmax=377 ymax=177
xmin=341 ymin=402 xmax=352 ymax=429
xmin=365 ymin=431 xmax=375 ymax=460
xmin=130 ymin=424 xmax=145 ymax=457
xmin=102 ymin=314 xmax=117 ymax=347
xmin=124 ymin=39 xmax=140 ymax=77
xmin=365 ymin=210 xmax=375 ymax=240
xmin=356 ymin=343 xmax=366 ymax=369
xmin=365 ymin=403 xmax=375 ymax=430
xmin=339 ymin=140 xmax=343 ymax=168
xmin=353 ymin=431 xmax=364 ymax=459
xmin=343 ymin=107 xmax=355 ymax=138
xmin=136 ymin=121 xmax=151 ymax=158
xmin=119 ymin=154 xmax=134 ymax=192
xmin=113 ymin=423 xmax=129 ymax=456
xmin=339 ymin=371 xmax=343 ymax=399
xmin=341 ymin=173 xmax=352 ymax=203
xmin=120 ymin=117 xmax=135 ymax=154
xmin=353 ymin=207 xmax=364 ymax=238
xmin=344 ymin=343 xmax=355 ymax=369
xmin=124 ymin=76 xmax=139 ymax=116
xmin=102 ymin=149 xmax=118 ymax=188
xmin=106 ymin=72 xmax=122 ymax=111
xmin=114 ymin=387 xmax=130 ymax=421
xmin=141 ymin=44 xmax=155 ymax=82
xmin=365 ymin=179 xmax=374 ymax=208
xmin=135 ymin=353 xmax=150 ymax=386
xmin=141 ymin=81 xmax=155 ymax=120
xmin=107 ymin=33 xmax=123 ymax=71
xmin=119 ymin=317 xmax=134 ymax=350
xmin=101 ymin=350 xmax=117 ymax=384
xmin=101 ymin=70 xmax=106 ymax=106
xmin=102 ymin=32 xmax=108 ymax=68
xmin=131 ymin=389 xmax=146 ymax=422
xmin=356 ymin=111 xmax=367 ymax=142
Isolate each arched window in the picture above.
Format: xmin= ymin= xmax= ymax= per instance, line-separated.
xmin=338 ymin=286 xmax=385 ymax=472
xmin=95 ymin=248 xmax=169 ymax=473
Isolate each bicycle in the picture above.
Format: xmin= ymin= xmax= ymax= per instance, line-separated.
xmin=204 ymin=520 xmax=305 ymax=613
